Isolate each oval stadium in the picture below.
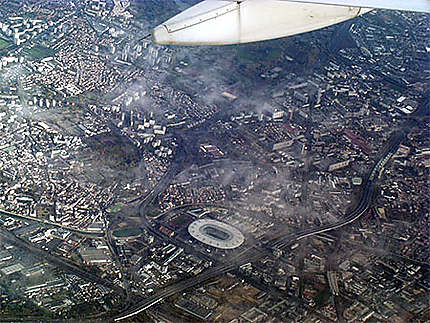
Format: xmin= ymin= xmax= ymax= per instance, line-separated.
xmin=188 ymin=219 xmax=245 ymax=249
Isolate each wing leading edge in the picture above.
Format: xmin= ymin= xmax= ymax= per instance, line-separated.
xmin=152 ymin=0 xmax=430 ymax=46
xmin=283 ymin=0 xmax=430 ymax=13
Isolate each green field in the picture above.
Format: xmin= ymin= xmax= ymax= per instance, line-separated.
xmin=237 ymin=46 xmax=283 ymax=64
xmin=2 ymin=146 xmax=16 ymax=152
xmin=0 ymin=38 xmax=12 ymax=50
xmin=107 ymin=204 xmax=123 ymax=213
xmin=24 ymin=45 xmax=56 ymax=59
xmin=112 ymin=227 xmax=142 ymax=238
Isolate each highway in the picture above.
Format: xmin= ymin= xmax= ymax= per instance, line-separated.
xmin=0 ymin=226 xmax=126 ymax=297
xmin=113 ymin=128 xmax=406 ymax=322
xmin=0 ymin=95 xmax=418 ymax=322
xmin=272 ymin=131 xmax=404 ymax=249
xmin=113 ymin=246 xmax=264 ymax=322
xmin=0 ymin=209 xmax=105 ymax=238
xmin=0 ymin=122 xmax=405 ymax=322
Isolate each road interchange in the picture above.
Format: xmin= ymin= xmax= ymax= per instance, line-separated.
xmin=113 ymin=130 xmax=406 ymax=321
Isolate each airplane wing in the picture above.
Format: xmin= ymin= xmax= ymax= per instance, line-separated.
xmin=283 ymin=0 xmax=430 ymax=13
xmin=152 ymin=0 xmax=430 ymax=45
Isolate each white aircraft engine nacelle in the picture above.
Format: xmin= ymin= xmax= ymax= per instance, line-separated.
xmin=152 ymin=0 xmax=372 ymax=45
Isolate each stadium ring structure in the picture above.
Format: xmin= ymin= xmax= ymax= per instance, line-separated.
xmin=188 ymin=219 xmax=245 ymax=249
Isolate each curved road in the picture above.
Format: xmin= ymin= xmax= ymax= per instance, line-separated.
xmin=0 ymin=228 xmax=126 ymax=297
xmin=113 ymin=129 xmax=405 ymax=321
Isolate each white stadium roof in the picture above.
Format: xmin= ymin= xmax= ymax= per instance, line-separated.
xmin=188 ymin=219 xmax=244 ymax=249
